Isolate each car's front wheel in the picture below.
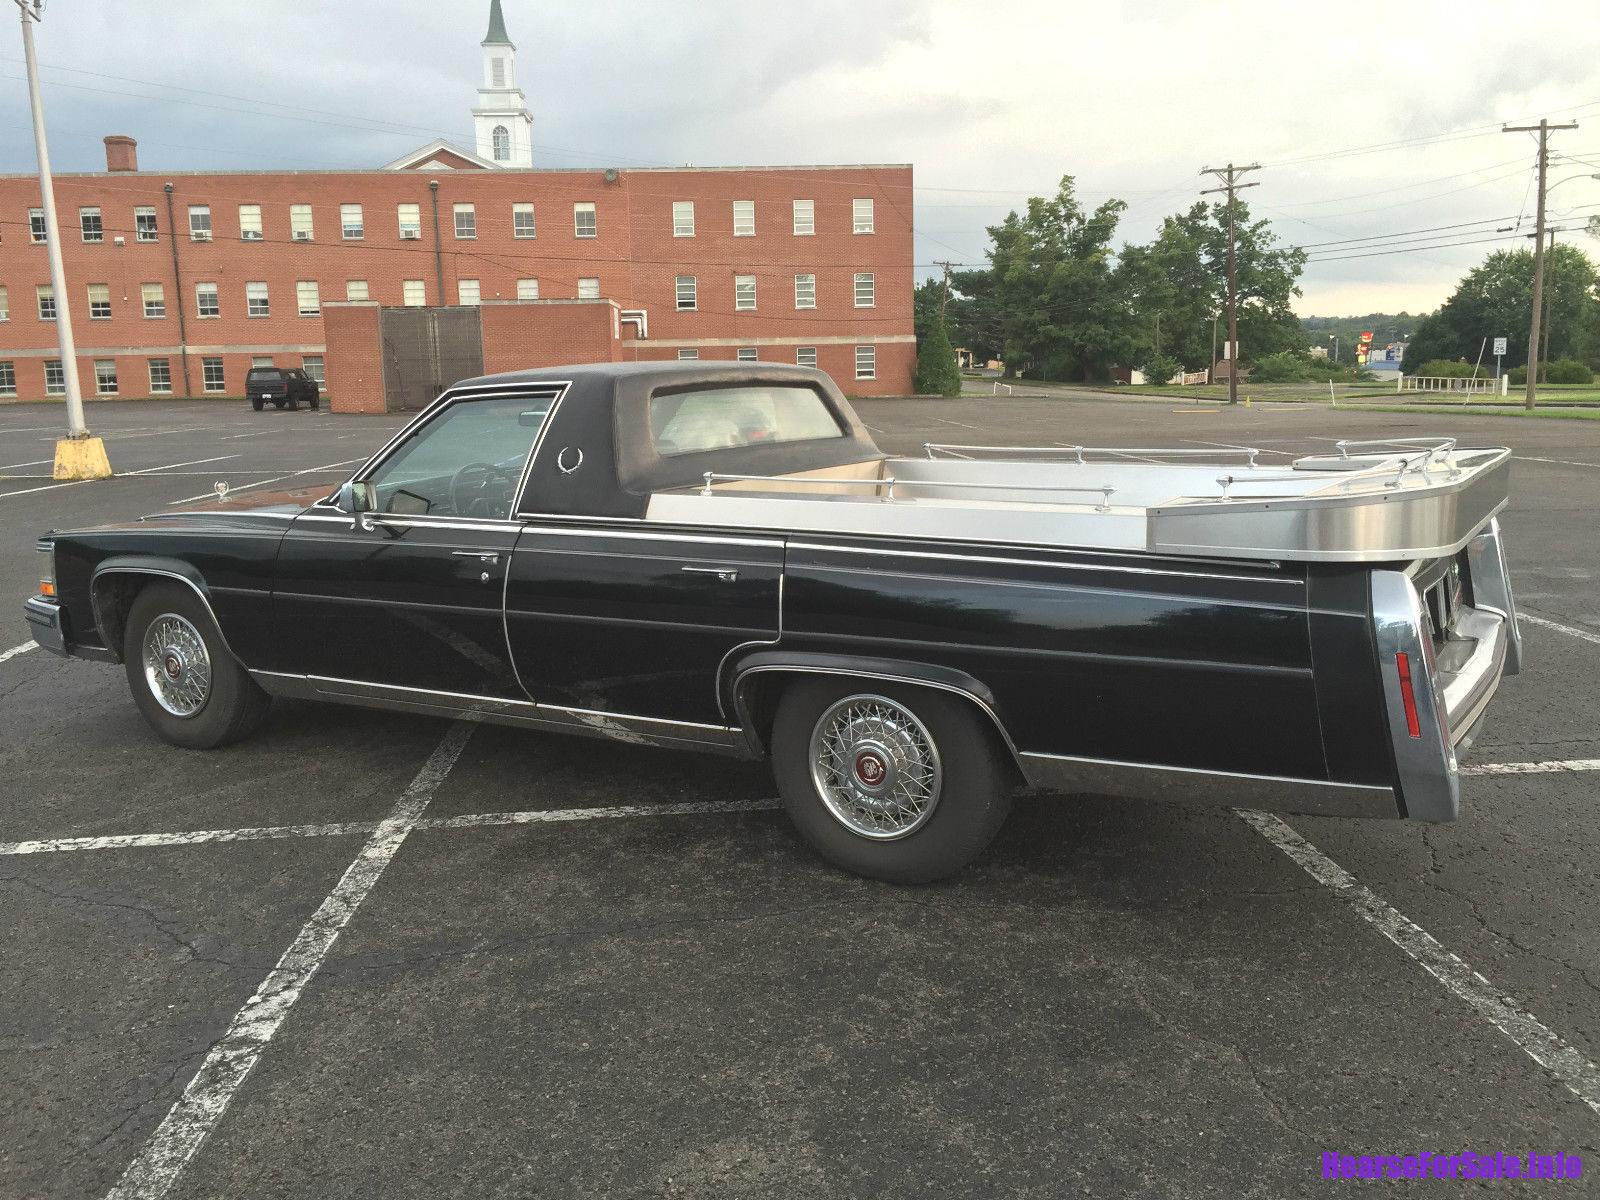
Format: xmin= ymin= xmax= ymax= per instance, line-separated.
xmin=122 ymin=582 xmax=270 ymax=749
xmin=250 ymin=396 xmax=264 ymax=412
xmin=770 ymin=679 xmax=1013 ymax=882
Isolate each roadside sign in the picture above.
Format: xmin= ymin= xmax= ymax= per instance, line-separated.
xmin=1493 ymin=337 xmax=1508 ymax=356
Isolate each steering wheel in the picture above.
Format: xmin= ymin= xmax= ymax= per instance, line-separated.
xmin=449 ymin=461 xmax=511 ymax=518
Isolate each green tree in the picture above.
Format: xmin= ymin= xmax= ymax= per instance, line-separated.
xmin=1398 ymin=245 xmax=1600 ymax=371
xmin=913 ymin=278 xmax=943 ymax=345
xmin=915 ymin=314 xmax=962 ymax=396
xmin=972 ymin=176 xmax=1133 ymax=380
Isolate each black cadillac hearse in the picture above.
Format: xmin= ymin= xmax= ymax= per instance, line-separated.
xmin=23 ymin=363 xmax=1520 ymax=881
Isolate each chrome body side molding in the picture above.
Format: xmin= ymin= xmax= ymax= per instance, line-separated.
xmin=1016 ymin=752 xmax=1400 ymax=818
xmin=249 ymin=670 xmax=755 ymax=757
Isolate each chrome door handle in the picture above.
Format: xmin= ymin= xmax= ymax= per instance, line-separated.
xmin=681 ymin=565 xmax=739 ymax=582
xmin=452 ymin=550 xmax=500 ymax=564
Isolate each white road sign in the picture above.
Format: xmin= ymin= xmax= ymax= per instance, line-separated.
xmin=1493 ymin=337 xmax=1508 ymax=356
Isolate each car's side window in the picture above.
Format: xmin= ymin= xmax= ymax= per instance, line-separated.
xmin=364 ymin=395 xmax=551 ymax=520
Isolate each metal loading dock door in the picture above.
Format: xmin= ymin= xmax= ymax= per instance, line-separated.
xmin=380 ymin=306 xmax=485 ymax=411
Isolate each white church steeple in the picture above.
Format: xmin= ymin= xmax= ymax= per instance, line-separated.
xmin=473 ymin=0 xmax=533 ymax=168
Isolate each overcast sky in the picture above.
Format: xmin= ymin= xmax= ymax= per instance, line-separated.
xmin=4 ymin=0 xmax=1599 ymax=316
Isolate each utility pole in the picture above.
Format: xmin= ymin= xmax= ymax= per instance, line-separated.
xmin=1503 ymin=118 xmax=1577 ymax=409
xmin=15 ymin=0 xmax=110 ymax=477
xmin=933 ymin=259 xmax=955 ymax=322
xmin=1201 ymin=162 xmax=1260 ymax=405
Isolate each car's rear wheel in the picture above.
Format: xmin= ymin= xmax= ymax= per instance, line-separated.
xmin=122 ymin=582 xmax=270 ymax=749
xmin=308 ymin=393 xmax=320 ymax=410
xmin=250 ymin=396 xmax=264 ymax=412
xmin=770 ymin=678 xmax=1013 ymax=883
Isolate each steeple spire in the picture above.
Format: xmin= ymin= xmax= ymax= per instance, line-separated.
xmin=483 ymin=0 xmax=512 ymax=46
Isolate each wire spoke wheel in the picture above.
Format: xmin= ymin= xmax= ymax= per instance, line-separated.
xmin=141 ymin=613 xmax=212 ymax=718
xmin=808 ymin=694 xmax=943 ymax=840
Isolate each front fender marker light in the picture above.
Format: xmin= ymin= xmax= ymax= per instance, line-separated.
xmin=1396 ymin=651 xmax=1422 ymax=739
xmin=39 ymin=579 xmax=56 ymax=599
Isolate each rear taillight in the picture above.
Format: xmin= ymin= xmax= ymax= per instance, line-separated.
xmin=1395 ymin=651 xmax=1422 ymax=738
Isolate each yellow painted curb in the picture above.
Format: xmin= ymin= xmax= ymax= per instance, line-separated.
xmin=52 ymin=436 xmax=113 ymax=481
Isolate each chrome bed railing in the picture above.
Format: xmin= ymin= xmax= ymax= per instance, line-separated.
xmin=925 ymin=442 xmax=1265 ymax=468
xmin=699 ymin=471 xmax=1119 ymax=511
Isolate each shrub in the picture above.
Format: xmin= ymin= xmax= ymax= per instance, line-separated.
xmin=1138 ymin=353 xmax=1181 ymax=386
xmin=1247 ymin=352 xmax=1311 ymax=383
xmin=1410 ymin=359 xmax=1478 ymax=378
xmin=913 ymin=316 xmax=962 ymax=397
xmin=1547 ymin=358 xmax=1594 ymax=385
xmin=1508 ymin=365 xmax=1527 ymax=386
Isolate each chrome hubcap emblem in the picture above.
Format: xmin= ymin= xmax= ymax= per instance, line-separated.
xmin=809 ymin=695 xmax=942 ymax=841
xmin=141 ymin=614 xmax=212 ymax=718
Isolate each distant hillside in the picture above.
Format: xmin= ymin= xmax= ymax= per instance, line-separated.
xmin=1299 ymin=313 xmax=1426 ymax=352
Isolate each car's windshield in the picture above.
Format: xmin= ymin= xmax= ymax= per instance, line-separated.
xmin=649 ymin=385 xmax=843 ymax=457
xmin=364 ymin=395 xmax=551 ymax=519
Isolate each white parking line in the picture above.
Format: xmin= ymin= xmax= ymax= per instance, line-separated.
xmin=1517 ymin=455 xmax=1599 ymax=469
xmin=0 ymin=454 xmax=241 ymax=500
xmin=0 ymin=457 xmax=53 ymax=471
xmin=1464 ymin=758 xmax=1600 ymax=776
xmin=419 ymin=798 xmax=783 ymax=830
xmin=1521 ymin=611 xmax=1600 ymax=647
xmin=124 ymin=455 xmax=240 ymax=476
xmin=0 ymin=640 xmax=37 ymax=666
xmin=165 ymin=457 xmax=365 ymax=505
xmin=1237 ymin=808 xmax=1600 ymax=1118
xmin=0 ymin=820 xmax=379 ymax=857
xmin=104 ymin=722 xmax=474 ymax=1200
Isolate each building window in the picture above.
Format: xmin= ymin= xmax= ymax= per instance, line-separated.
xmin=296 ymin=281 xmax=320 ymax=316
xmin=87 ymin=283 xmax=111 ymax=319
xmin=853 ymin=198 xmax=875 ymax=234
xmin=188 ymin=205 xmax=212 ymax=241
xmin=734 ymin=275 xmax=756 ymax=311
xmin=202 ymin=357 xmax=225 ymax=393
xmin=512 ymin=202 xmax=535 ymax=238
xmin=577 ymin=277 xmax=600 ymax=300
xmin=94 ymin=359 xmax=118 ymax=395
xmin=855 ymin=345 xmax=876 ymax=380
xmin=134 ymin=206 xmax=158 ymax=242
xmin=0 ymin=285 xmax=7 ymax=320
xmin=141 ymin=283 xmax=165 ymax=318
xmin=677 ymin=348 xmax=699 ymax=361
xmin=238 ymin=204 xmax=263 ymax=240
xmin=737 ymin=347 xmax=757 ymax=362
xmin=340 ymin=203 xmax=363 ymax=239
xmin=792 ymin=199 xmax=814 ymax=236
xmin=453 ymin=203 xmax=476 ymax=239
xmin=290 ymin=204 xmax=314 ymax=240
xmin=732 ymin=200 xmax=755 ymax=236
xmin=36 ymin=285 xmax=55 ymax=320
xmin=80 ymin=207 xmax=104 ymax=243
xmin=29 ymin=208 xmax=46 ymax=244
xmin=403 ymin=280 xmax=426 ymax=306
xmin=516 ymin=278 xmax=539 ymax=300
xmin=246 ymin=281 xmax=270 ymax=317
xmin=251 ymin=356 xmax=275 ymax=369
xmin=196 ymin=282 xmax=220 ymax=318
xmin=491 ymin=125 xmax=510 ymax=161
xmin=44 ymin=359 xmax=65 ymax=395
xmin=148 ymin=358 xmax=172 ymax=394
xmin=574 ymin=202 xmax=597 ymax=238
xmin=302 ymin=355 xmax=325 ymax=386
xmin=794 ymin=274 xmax=816 ymax=309
xmin=675 ymin=275 xmax=697 ymax=311
xmin=346 ymin=279 xmax=369 ymax=301
xmin=672 ymin=201 xmax=695 ymax=237
xmin=854 ymin=272 xmax=875 ymax=308
xmin=796 ymin=346 xmax=817 ymax=368
xmin=0 ymin=361 xmax=14 ymax=397
xmin=397 ymin=203 xmax=421 ymax=239
xmin=457 ymin=279 xmax=480 ymax=305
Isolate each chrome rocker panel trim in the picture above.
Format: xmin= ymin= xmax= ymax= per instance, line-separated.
xmin=249 ymin=670 xmax=756 ymax=757
xmin=1017 ymin=752 xmax=1400 ymax=817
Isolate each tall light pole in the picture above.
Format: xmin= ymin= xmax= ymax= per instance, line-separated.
xmin=16 ymin=0 xmax=110 ymax=478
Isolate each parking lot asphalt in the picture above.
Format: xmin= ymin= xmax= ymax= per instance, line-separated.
xmin=2 ymin=395 xmax=1598 ymax=1198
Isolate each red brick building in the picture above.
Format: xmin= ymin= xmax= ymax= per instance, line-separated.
xmin=0 ymin=148 xmax=915 ymax=406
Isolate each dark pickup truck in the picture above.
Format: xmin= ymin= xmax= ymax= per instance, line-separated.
xmin=23 ymin=362 xmax=1520 ymax=881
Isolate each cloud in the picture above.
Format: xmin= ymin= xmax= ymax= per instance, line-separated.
xmin=2 ymin=0 xmax=1597 ymax=314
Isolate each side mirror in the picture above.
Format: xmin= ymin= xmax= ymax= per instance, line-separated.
xmin=334 ymin=480 xmax=375 ymax=513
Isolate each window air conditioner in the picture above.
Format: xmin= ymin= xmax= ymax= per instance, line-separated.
xmin=400 ymin=229 xmax=421 ymax=239
xmin=293 ymin=230 xmax=312 ymax=241
xmin=192 ymin=231 xmax=212 ymax=241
